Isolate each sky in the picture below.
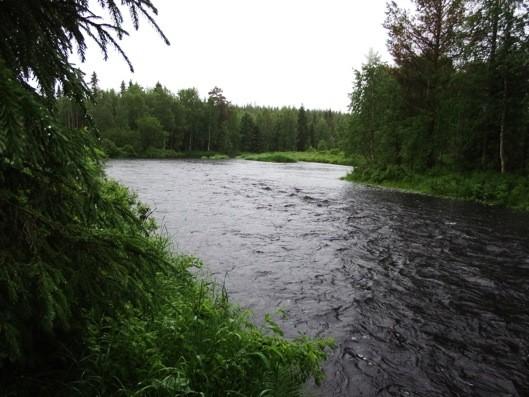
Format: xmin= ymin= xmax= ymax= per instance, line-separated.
xmin=78 ymin=0 xmax=396 ymax=112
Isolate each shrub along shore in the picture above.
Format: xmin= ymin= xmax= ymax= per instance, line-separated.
xmin=238 ymin=150 xmax=354 ymax=166
xmin=106 ymin=148 xmax=354 ymax=166
xmin=346 ymin=166 xmax=529 ymax=212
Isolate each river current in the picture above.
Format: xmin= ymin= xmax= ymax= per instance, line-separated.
xmin=107 ymin=159 xmax=529 ymax=397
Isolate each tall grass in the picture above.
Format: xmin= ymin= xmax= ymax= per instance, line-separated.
xmin=3 ymin=184 xmax=332 ymax=396
xmin=70 ymin=255 xmax=332 ymax=397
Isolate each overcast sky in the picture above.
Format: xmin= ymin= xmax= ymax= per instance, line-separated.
xmin=78 ymin=1 xmax=398 ymax=112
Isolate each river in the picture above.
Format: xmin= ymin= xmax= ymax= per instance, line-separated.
xmin=107 ymin=159 xmax=529 ymax=397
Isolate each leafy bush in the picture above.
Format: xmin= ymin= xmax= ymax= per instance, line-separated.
xmin=120 ymin=144 xmax=138 ymax=157
xmin=207 ymin=153 xmax=230 ymax=160
xmin=241 ymin=153 xmax=298 ymax=163
xmin=142 ymin=147 xmax=179 ymax=158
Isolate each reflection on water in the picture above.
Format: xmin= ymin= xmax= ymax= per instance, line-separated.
xmin=107 ymin=159 xmax=529 ymax=397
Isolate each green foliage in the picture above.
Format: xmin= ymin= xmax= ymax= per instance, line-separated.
xmin=239 ymin=151 xmax=353 ymax=165
xmin=71 ymin=263 xmax=331 ymax=396
xmin=1 ymin=1 xmax=331 ymax=395
xmin=0 ymin=59 xmax=330 ymax=395
xmin=346 ymin=53 xmax=402 ymax=166
xmin=0 ymin=59 xmax=169 ymax=372
xmin=241 ymin=153 xmax=298 ymax=163
xmin=296 ymin=106 xmax=308 ymax=151
xmin=136 ymin=115 xmax=168 ymax=151
xmin=0 ymin=0 xmax=168 ymax=101
xmin=346 ymin=0 xmax=529 ymax=182
xmin=240 ymin=113 xmax=262 ymax=152
xmin=347 ymin=166 xmax=529 ymax=211
xmin=62 ymin=84 xmax=347 ymax=157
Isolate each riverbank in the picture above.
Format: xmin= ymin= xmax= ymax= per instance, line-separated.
xmin=106 ymin=147 xmax=231 ymax=160
xmin=238 ymin=151 xmax=354 ymax=165
xmin=105 ymin=147 xmax=354 ymax=165
xmin=3 ymin=176 xmax=331 ymax=396
xmin=346 ymin=166 xmax=529 ymax=211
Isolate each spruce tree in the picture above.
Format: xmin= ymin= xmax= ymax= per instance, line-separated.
xmin=120 ymin=80 xmax=127 ymax=95
xmin=296 ymin=106 xmax=308 ymax=151
xmin=0 ymin=0 xmax=170 ymax=390
xmin=90 ymin=71 xmax=99 ymax=96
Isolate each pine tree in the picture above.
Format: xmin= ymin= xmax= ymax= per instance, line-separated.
xmin=0 ymin=0 xmax=169 ymax=102
xmin=90 ymin=71 xmax=100 ymax=96
xmin=120 ymin=80 xmax=127 ymax=95
xmin=0 ymin=0 xmax=170 ymax=389
xmin=296 ymin=106 xmax=308 ymax=151
xmin=240 ymin=113 xmax=259 ymax=152
xmin=206 ymin=87 xmax=231 ymax=152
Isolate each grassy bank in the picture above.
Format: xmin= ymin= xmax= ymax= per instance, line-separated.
xmin=346 ymin=166 xmax=529 ymax=211
xmin=105 ymin=146 xmax=232 ymax=160
xmin=3 ymin=179 xmax=332 ymax=396
xmin=238 ymin=150 xmax=354 ymax=165
xmin=104 ymin=146 xmax=354 ymax=165
xmin=72 ymin=244 xmax=332 ymax=396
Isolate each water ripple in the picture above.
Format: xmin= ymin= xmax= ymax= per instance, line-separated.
xmin=107 ymin=159 xmax=529 ymax=397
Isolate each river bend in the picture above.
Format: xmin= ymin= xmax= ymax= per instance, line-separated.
xmin=107 ymin=159 xmax=529 ymax=397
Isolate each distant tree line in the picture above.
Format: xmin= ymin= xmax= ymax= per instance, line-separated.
xmin=346 ymin=0 xmax=529 ymax=174
xmin=57 ymin=77 xmax=346 ymax=156
xmin=57 ymin=0 xmax=529 ymax=176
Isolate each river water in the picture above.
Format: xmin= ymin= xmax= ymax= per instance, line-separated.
xmin=107 ymin=159 xmax=529 ymax=397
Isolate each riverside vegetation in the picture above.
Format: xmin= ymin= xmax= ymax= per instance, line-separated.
xmin=0 ymin=1 xmax=330 ymax=396
xmin=68 ymin=1 xmax=529 ymax=211
xmin=238 ymin=150 xmax=353 ymax=166
xmin=347 ymin=166 xmax=529 ymax=211
xmin=344 ymin=1 xmax=529 ymax=210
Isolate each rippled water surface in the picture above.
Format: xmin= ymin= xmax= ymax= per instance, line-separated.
xmin=107 ymin=159 xmax=529 ymax=397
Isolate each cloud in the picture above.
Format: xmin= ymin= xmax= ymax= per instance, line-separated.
xmin=79 ymin=0 xmax=391 ymax=111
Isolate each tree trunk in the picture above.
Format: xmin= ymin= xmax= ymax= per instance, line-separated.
xmin=522 ymin=126 xmax=528 ymax=171
xmin=481 ymin=118 xmax=488 ymax=168
xmin=483 ymin=0 xmax=499 ymax=170
xmin=498 ymin=0 xmax=513 ymax=174
xmin=499 ymin=77 xmax=507 ymax=174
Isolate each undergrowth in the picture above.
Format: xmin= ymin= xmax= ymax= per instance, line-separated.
xmin=71 ymin=262 xmax=331 ymax=396
xmin=240 ymin=153 xmax=298 ymax=163
xmin=103 ymin=146 xmax=233 ymax=160
xmin=239 ymin=150 xmax=353 ymax=165
xmin=346 ymin=165 xmax=529 ymax=211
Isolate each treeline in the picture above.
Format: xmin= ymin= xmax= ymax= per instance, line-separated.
xmin=58 ymin=78 xmax=346 ymax=157
xmin=346 ymin=0 xmax=529 ymax=174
